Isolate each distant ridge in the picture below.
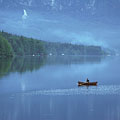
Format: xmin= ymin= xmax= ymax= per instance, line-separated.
xmin=0 ymin=31 xmax=108 ymax=56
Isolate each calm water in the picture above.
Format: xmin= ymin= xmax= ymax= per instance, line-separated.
xmin=0 ymin=56 xmax=120 ymax=120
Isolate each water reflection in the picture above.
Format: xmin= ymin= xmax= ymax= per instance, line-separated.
xmin=46 ymin=55 xmax=104 ymax=65
xmin=0 ymin=56 xmax=120 ymax=120
xmin=0 ymin=94 xmax=120 ymax=120
xmin=10 ymin=56 xmax=45 ymax=73
xmin=0 ymin=55 xmax=104 ymax=78
xmin=0 ymin=56 xmax=46 ymax=78
xmin=0 ymin=58 xmax=12 ymax=77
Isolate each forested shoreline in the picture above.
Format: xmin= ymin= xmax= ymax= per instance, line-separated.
xmin=1 ymin=31 xmax=45 ymax=56
xmin=0 ymin=31 xmax=106 ymax=57
xmin=0 ymin=32 xmax=13 ymax=57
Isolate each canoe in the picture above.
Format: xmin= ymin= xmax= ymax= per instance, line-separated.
xmin=78 ymin=81 xmax=97 ymax=86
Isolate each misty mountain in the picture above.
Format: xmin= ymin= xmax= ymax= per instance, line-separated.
xmin=0 ymin=0 xmax=120 ymax=52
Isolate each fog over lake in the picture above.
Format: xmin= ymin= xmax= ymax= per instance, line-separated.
xmin=0 ymin=0 xmax=120 ymax=119
xmin=0 ymin=56 xmax=120 ymax=120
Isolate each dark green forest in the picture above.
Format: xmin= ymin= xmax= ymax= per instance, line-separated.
xmin=0 ymin=32 xmax=13 ymax=57
xmin=45 ymin=42 xmax=104 ymax=55
xmin=0 ymin=31 xmax=106 ymax=57
xmin=1 ymin=31 xmax=45 ymax=56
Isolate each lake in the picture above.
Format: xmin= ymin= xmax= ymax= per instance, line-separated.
xmin=0 ymin=55 xmax=120 ymax=120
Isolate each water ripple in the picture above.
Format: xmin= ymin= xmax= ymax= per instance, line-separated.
xmin=21 ymin=85 xmax=120 ymax=96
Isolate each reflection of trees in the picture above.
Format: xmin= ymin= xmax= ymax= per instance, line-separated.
xmin=0 ymin=55 xmax=105 ymax=78
xmin=10 ymin=56 xmax=46 ymax=73
xmin=0 ymin=58 xmax=12 ymax=77
xmin=46 ymin=56 xmax=104 ymax=65
xmin=0 ymin=56 xmax=46 ymax=78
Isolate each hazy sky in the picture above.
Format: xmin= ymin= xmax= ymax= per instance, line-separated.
xmin=0 ymin=7 xmax=120 ymax=51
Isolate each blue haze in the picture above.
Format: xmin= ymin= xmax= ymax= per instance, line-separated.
xmin=0 ymin=0 xmax=120 ymax=51
xmin=0 ymin=56 xmax=120 ymax=120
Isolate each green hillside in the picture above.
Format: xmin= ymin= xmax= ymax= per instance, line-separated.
xmin=0 ymin=31 xmax=106 ymax=57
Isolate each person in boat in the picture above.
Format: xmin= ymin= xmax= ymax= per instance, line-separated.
xmin=86 ymin=78 xmax=89 ymax=83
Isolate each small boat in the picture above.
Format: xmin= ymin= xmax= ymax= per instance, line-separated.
xmin=78 ymin=81 xmax=98 ymax=86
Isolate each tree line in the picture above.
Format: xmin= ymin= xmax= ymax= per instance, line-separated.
xmin=44 ymin=42 xmax=104 ymax=55
xmin=1 ymin=31 xmax=45 ymax=56
xmin=0 ymin=31 xmax=106 ymax=57
xmin=0 ymin=32 xmax=13 ymax=57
